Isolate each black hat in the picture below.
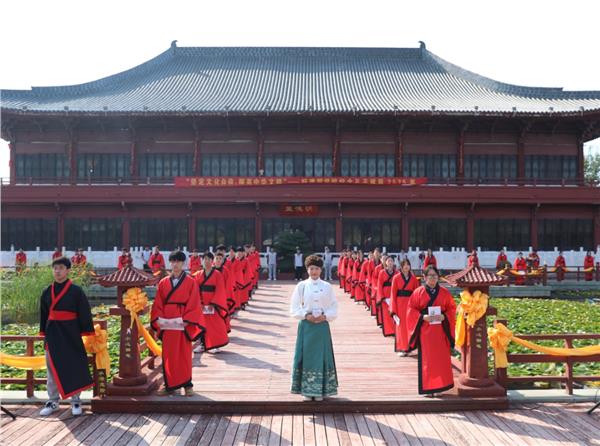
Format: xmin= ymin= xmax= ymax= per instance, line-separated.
xmin=168 ymin=250 xmax=186 ymax=262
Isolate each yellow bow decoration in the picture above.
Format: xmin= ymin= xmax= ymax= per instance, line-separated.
xmin=1 ymin=325 xmax=109 ymax=371
xmin=82 ymin=323 xmax=110 ymax=371
xmin=455 ymin=289 xmax=489 ymax=348
xmin=0 ymin=351 xmax=47 ymax=370
xmin=496 ymin=268 xmax=509 ymax=276
xmin=583 ymin=267 xmax=594 ymax=273
xmin=123 ymin=287 xmax=162 ymax=356
xmin=488 ymin=322 xmax=600 ymax=369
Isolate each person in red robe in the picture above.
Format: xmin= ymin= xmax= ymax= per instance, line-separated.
xmin=149 ymin=246 xmax=166 ymax=274
xmin=357 ymin=253 xmax=369 ymax=305
xmin=71 ymin=249 xmax=87 ymax=267
xmin=406 ymin=265 xmax=457 ymax=396
xmin=38 ymin=256 xmax=95 ymax=417
xmin=52 ymin=247 xmax=63 ymax=260
xmin=363 ymin=252 xmax=374 ymax=309
xmin=423 ymin=249 xmax=437 ymax=270
xmin=352 ymin=251 xmax=367 ymax=303
xmin=188 ymin=250 xmax=201 ymax=274
xmin=249 ymin=245 xmax=261 ymax=289
xmin=214 ymin=249 xmax=234 ymax=332
xmin=514 ymin=252 xmax=527 ymax=285
xmin=194 ymin=251 xmax=229 ymax=353
xmin=370 ymin=253 xmax=384 ymax=319
xmin=584 ymin=251 xmax=595 ymax=281
xmin=338 ymin=250 xmax=348 ymax=289
xmin=150 ymin=250 xmax=205 ymax=396
xmin=377 ymin=255 xmax=399 ymax=337
xmin=496 ymin=250 xmax=508 ymax=270
xmin=467 ymin=250 xmax=479 ymax=268
xmin=117 ymin=248 xmax=132 ymax=269
xmin=230 ymin=246 xmax=250 ymax=312
xmin=344 ymin=252 xmax=356 ymax=295
xmin=527 ymin=250 xmax=540 ymax=270
xmin=15 ymin=248 xmax=27 ymax=273
xmin=554 ymin=251 xmax=566 ymax=281
xmin=391 ymin=259 xmax=420 ymax=356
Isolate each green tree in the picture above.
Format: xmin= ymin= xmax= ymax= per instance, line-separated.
xmin=273 ymin=230 xmax=311 ymax=272
xmin=584 ymin=152 xmax=600 ymax=183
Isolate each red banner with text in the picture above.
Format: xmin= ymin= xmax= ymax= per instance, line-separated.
xmin=175 ymin=176 xmax=427 ymax=187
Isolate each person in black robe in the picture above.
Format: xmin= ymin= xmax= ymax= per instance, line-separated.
xmin=39 ymin=256 xmax=95 ymax=416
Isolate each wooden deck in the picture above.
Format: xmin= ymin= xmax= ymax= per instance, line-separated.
xmin=1 ymin=403 xmax=598 ymax=445
xmin=93 ymin=281 xmax=506 ymax=414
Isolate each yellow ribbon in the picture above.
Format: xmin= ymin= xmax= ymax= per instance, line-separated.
xmin=488 ymin=322 xmax=600 ymax=368
xmin=496 ymin=268 xmax=509 ymax=276
xmin=455 ymin=289 xmax=489 ymax=348
xmin=123 ymin=287 xmax=162 ymax=356
xmin=0 ymin=324 xmax=109 ymax=371
xmin=583 ymin=267 xmax=594 ymax=273
xmin=0 ymin=351 xmax=46 ymax=370
xmin=82 ymin=323 xmax=110 ymax=371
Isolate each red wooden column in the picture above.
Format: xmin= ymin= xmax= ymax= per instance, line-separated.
xmin=335 ymin=204 xmax=343 ymax=250
xmin=254 ymin=204 xmax=262 ymax=247
xmin=530 ymin=205 xmax=539 ymax=250
xmin=193 ymin=137 xmax=201 ymax=176
xmin=466 ymin=208 xmax=474 ymax=251
xmin=122 ymin=217 xmax=130 ymax=248
xmin=395 ymin=124 xmax=404 ymax=177
xmin=332 ymin=121 xmax=341 ymax=176
xmin=68 ymin=140 xmax=77 ymax=185
xmin=594 ymin=206 xmax=600 ymax=250
xmin=577 ymin=137 xmax=585 ymax=185
xmin=517 ymin=134 xmax=526 ymax=184
xmin=457 ymin=126 xmax=466 ymax=183
xmin=130 ymin=141 xmax=138 ymax=179
xmin=401 ymin=205 xmax=409 ymax=251
xmin=57 ymin=212 xmax=65 ymax=249
xmin=257 ymin=125 xmax=265 ymax=174
xmin=8 ymin=141 xmax=16 ymax=185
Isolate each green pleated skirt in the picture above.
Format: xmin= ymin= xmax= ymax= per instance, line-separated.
xmin=291 ymin=320 xmax=338 ymax=397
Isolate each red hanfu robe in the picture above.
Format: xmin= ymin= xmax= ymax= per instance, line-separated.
xmin=584 ymin=255 xmax=595 ymax=281
xmin=39 ymin=280 xmax=95 ymax=398
xmin=496 ymin=253 xmax=508 ymax=269
xmin=71 ymin=254 xmax=87 ymax=266
xmin=195 ymin=268 xmax=229 ymax=350
xmin=528 ymin=253 xmax=540 ymax=269
xmin=370 ymin=263 xmax=383 ymax=317
xmin=363 ymin=260 xmax=374 ymax=308
xmin=150 ymin=274 xmax=205 ymax=391
xmin=407 ymin=284 xmax=456 ymax=395
xmin=251 ymin=252 xmax=261 ymax=288
xmin=215 ymin=264 xmax=234 ymax=331
xmin=423 ymin=255 xmax=437 ymax=269
xmin=149 ymin=253 xmax=165 ymax=273
xmin=467 ymin=254 xmax=479 ymax=268
xmin=344 ymin=259 xmax=355 ymax=294
xmin=117 ymin=254 xmax=131 ymax=269
xmin=351 ymin=260 xmax=364 ymax=301
xmin=15 ymin=252 xmax=27 ymax=269
xmin=338 ymin=257 xmax=347 ymax=289
xmin=514 ymin=257 xmax=527 ymax=285
xmin=230 ymin=258 xmax=249 ymax=309
xmin=377 ymin=268 xmax=399 ymax=336
xmin=554 ymin=255 xmax=566 ymax=281
xmin=189 ymin=255 xmax=201 ymax=274
xmin=356 ymin=261 xmax=369 ymax=303
xmin=52 ymin=250 xmax=63 ymax=260
xmin=390 ymin=272 xmax=420 ymax=353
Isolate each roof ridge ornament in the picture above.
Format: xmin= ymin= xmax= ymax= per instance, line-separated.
xmin=171 ymin=40 xmax=178 ymax=54
xmin=418 ymin=41 xmax=426 ymax=50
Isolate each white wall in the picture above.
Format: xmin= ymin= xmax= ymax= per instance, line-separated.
xmin=3 ymin=246 xmax=598 ymax=270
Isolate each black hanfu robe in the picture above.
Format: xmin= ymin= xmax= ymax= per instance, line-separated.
xmin=194 ymin=268 xmax=229 ymax=350
xmin=407 ymin=284 xmax=457 ymax=394
xmin=39 ymin=280 xmax=95 ymax=398
xmin=150 ymin=273 xmax=205 ymax=391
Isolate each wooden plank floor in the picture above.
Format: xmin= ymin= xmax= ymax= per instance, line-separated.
xmin=2 ymin=403 xmax=598 ymax=445
xmin=93 ymin=281 xmax=507 ymax=413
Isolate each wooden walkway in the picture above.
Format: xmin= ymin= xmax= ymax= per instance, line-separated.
xmin=1 ymin=403 xmax=598 ymax=445
xmin=94 ymin=281 xmax=506 ymax=413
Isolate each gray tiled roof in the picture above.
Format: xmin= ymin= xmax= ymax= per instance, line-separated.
xmin=2 ymin=43 xmax=600 ymax=115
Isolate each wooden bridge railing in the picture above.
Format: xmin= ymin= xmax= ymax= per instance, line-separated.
xmin=0 ymin=319 xmax=107 ymax=398
xmin=493 ymin=318 xmax=600 ymax=394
